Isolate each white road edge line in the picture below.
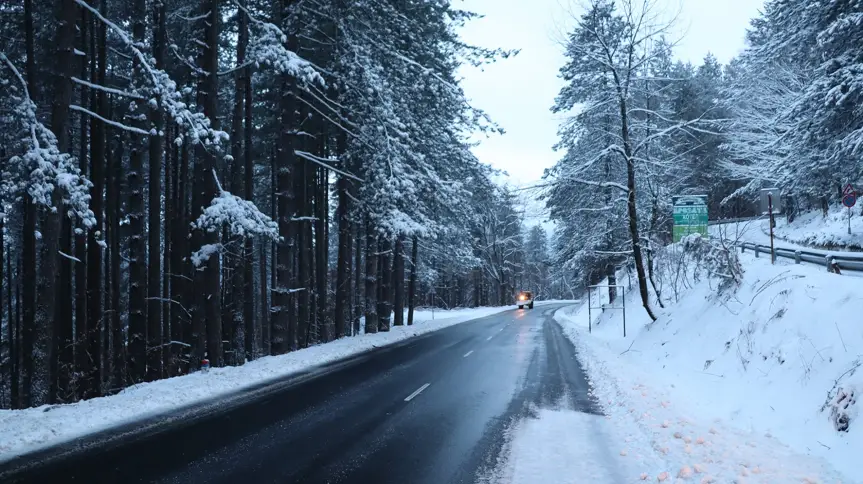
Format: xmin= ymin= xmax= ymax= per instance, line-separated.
xmin=463 ymin=350 xmax=474 ymax=358
xmin=404 ymin=383 xmax=431 ymax=402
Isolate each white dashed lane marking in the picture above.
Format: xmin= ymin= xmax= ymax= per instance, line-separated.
xmin=404 ymin=383 xmax=431 ymax=402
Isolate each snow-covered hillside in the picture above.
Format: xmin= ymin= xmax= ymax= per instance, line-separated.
xmin=773 ymin=207 xmax=863 ymax=251
xmin=557 ymin=252 xmax=861 ymax=482
xmin=718 ymin=207 xmax=863 ymax=251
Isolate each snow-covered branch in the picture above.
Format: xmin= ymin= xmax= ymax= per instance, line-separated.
xmin=76 ymin=0 xmax=228 ymax=148
xmin=233 ymin=0 xmax=323 ymax=86
xmin=71 ymin=76 xmax=145 ymax=100
xmin=0 ymin=52 xmax=95 ymax=229
xmin=69 ymin=104 xmax=151 ymax=136
xmin=193 ymin=169 xmax=280 ymax=241
xmin=294 ymin=150 xmax=363 ymax=182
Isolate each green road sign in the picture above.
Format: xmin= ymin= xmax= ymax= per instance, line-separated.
xmin=672 ymin=195 xmax=708 ymax=242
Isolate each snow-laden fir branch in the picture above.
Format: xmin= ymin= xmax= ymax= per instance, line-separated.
xmin=294 ymin=150 xmax=363 ymax=182
xmin=233 ymin=0 xmax=323 ymax=86
xmin=192 ymin=169 xmax=281 ymax=240
xmin=0 ymin=52 xmax=96 ymax=228
xmin=71 ymin=76 xmax=145 ymax=100
xmin=75 ymin=0 xmax=228 ymax=148
xmin=69 ymin=104 xmax=151 ymax=135
xmin=191 ymin=243 xmax=221 ymax=268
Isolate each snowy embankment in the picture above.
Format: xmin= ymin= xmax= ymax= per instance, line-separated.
xmin=555 ymin=254 xmax=861 ymax=482
xmin=772 ymin=207 xmax=863 ymax=251
xmin=713 ymin=207 xmax=863 ymax=252
xmin=0 ymin=305 xmax=520 ymax=461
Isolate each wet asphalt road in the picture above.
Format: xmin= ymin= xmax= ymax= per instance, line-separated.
xmin=1 ymin=303 xmax=600 ymax=484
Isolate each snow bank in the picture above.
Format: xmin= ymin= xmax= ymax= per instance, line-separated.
xmin=0 ymin=305 xmax=519 ymax=461
xmin=557 ymin=254 xmax=862 ymax=482
xmin=773 ymin=207 xmax=863 ymax=251
xmin=714 ymin=208 xmax=863 ymax=252
xmin=484 ymin=408 xmax=643 ymax=484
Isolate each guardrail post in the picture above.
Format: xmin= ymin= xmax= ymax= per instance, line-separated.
xmin=741 ymin=244 xmax=746 ymax=254
xmin=754 ymin=245 xmax=759 ymax=258
xmin=826 ymin=256 xmax=833 ymax=272
xmin=794 ymin=251 xmax=801 ymax=264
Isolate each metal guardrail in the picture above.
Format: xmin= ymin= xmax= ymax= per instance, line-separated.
xmin=707 ymin=216 xmax=761 ymax=226
xmin=739 ymin=242 xmax=863 ymax=272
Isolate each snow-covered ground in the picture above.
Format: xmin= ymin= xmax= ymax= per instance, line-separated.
xmin=548 ymin=253 xmax=861 ymax=482
xmin=712 ymin=207 xmax=863 ymax=252
xmin=486 ymin=408 xmax=644 ymax=483
xmin=0 ymin=304 xmax=529 ymax=462
xmin=772 ymin=207 xmax=863 ymax=250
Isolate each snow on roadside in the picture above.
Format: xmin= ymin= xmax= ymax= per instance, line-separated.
xmin=555 ymin=254 xmax=861 ymax=483
xmin=772 ymin=207 xmax=863 ymax=251
xmin=484 ymin=408 xmax=645 ymax=484
xmin=712 ymin=208 xmax=863 ymax=253
xmin=0 ymin=305 xmax=522 ymax=461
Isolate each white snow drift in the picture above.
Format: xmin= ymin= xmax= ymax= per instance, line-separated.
xmin=550 ymin=251 xmax=861 ymax=482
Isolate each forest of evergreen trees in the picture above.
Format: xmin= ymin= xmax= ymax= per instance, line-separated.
xmin=4 ymin=0 xmax=859 ymax=413
xmin=0 ymin=0 xmax=559 ymax=410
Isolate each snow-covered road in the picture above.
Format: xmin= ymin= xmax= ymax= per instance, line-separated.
xmin=0 ymin=304 xmax=533 ymax=463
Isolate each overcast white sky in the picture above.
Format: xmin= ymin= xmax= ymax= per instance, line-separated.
xmin=456 ymin=0 xmax=765 ymax=226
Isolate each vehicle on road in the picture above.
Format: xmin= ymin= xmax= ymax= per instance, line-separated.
xmin=516 ymin=291 xmax=534 ymax=309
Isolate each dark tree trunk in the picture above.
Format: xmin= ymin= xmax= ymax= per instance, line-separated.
xmin=315 ymin=168 xmax=328 ymax=342
xmin=646 ymin=199 xmax=664 ymax=308
xmin=345 ymin=220 xmax=354 ymax=337
xmin=146 ymin=0 xmax=166 ymax=381
xmin=273 ymin=143 xmax=293 ymax=354
xmin=364 ymin=220 xmax=378 ymax=334
xmin=67 ymin=7 xmax=89 ymax=401
xmin=334 ymin=176 xmax=350 ymax=339
xmin=0 ymin=185 xmax=4 ymax=405
xmin=242 ymin=39 xmax=256 ymax=359
xmin=273 ymin=55 xmax=296 ymax=356
xmin=606 ymin=264 xmax=616 ymax=303
xmin=407 ymin=236 xmax=418 ymax=326
xmin=170 ymin=127 xmax=191 ymax=375
xmin=296 ymin=156 xmax=311 ymax=348
xmin=34 ymin=0 xmax=80 ymax=406
xmin=353 ymin=221 xmax=362 ymax=336
xmin=377 ymin=237 xmax=392 ymax=331
xmin=20 ymin=0 xmax=37 ymax=408
xmin=127 ymin=0 xmax=148 ymax=384
xmin=84 ymin=0 xmax=107 ymax=398
xmin=58 ymin=210 xmax=72 ymax=400
xmin=6 ymin=253 xmax=17 ymax=409
xmin=108 ymin=135 xmax=124 ymax=390
xmin=227 ymin=5 xmax=247 ymax=365
xmin=195 ymin=0 xmax=223 ymax=367
xmin=618 ymin=96 xmax=656 ymax=321
xmin=392 ymin=236 xmax=405 ymax=326
xmin=162 ymin=125 xmax=172 ymax=374
xmin=259 ymin=241 xmax=269 ymax=355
